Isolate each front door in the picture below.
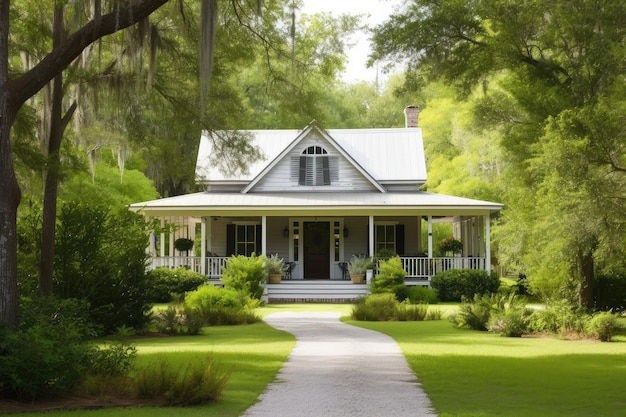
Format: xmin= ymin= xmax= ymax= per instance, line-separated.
xmin=303 ymin=222 xmax=330 ymax=279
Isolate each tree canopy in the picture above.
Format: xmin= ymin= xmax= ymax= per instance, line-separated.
xmin=371 ymin=0 xmax=626 ymax=306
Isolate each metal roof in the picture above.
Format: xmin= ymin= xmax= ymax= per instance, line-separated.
xmin=195 ymin=127 xmax=427 ymax=184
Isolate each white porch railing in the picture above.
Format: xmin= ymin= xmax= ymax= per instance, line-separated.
xmin=149 ymin=256 xmax=485 ymax=281
xmin=150 ymin=256 xmax=203 ymax=273
xmin=401 ymin=257 xmax=486 ymax=279
xmin=206 ymin=257 xmax=229 ymax=278
xmin=149 ymin=256 xmax=230 ymax=278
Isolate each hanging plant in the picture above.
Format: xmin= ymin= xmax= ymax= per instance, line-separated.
xmin=439 ymin=237 xmax=463 ymax=254
xmin=174 ymin=238 xmax=194 ymax=253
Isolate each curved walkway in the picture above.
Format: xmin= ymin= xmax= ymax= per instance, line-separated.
xmin=242 ymin=312 xmax=437 ymax=417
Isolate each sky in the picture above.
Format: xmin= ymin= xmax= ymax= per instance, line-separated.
xmin=299 ymin=0 xmax=404 ymax=83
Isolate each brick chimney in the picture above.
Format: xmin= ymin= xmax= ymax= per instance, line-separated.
xmin=404 ymin=105 xmax=420 ymax=128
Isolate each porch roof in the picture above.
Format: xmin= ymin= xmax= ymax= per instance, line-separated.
xmin=129 ymin=191 xmax=503 ymax=217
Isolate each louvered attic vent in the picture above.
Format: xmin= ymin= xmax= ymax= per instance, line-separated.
xmin=290 ymin=146 xmax=338 ymax=186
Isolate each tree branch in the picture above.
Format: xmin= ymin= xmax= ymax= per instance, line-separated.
xmin=8 ymin=0 xmax=170 ymax=109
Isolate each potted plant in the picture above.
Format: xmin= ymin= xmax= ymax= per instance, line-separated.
xmin=266 ymin=254 xmax=284 ymax=284
xmin=347 ymin=256 xmax=372 ymax=284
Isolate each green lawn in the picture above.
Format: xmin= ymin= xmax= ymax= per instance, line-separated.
xmin=13 ymin=322 xmax=296 ymax=417
xmin=350 ymin=318 xmax=626 ymax=417
xmin=10 ymin=305 xmax=626 ymax=417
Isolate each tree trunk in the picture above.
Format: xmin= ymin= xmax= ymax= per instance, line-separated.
xmin=577 ymin=249 xmax=595 ymax=309
xmin=0 ymin=0 xmax=171 ymax=326
xmin=39 ymin=4 xmax=69 ymax=296
xmin=0 ymin=0 xmax=20 ymax=326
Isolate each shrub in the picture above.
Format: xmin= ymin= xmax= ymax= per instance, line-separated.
xmin=374 ymin=248 xmax=397 ymax=262
xmin=527 ymin=299 xmax=588 ymax=336
xmin=431 ymin=269 xmax=500 ymax=302
xmin=148 ymin=267 xmax=206 ymax=303
xmin=221 ymin=254 xmax=267 ymax=299
xmin=54 ymin=205 xmax=153 ymax=334
xmin=586 ymin=312 xmax=618 ymax=342
xmin=407 ymin=285 xmax=439 ymax=304
xmin=183 ymin=285 xmax=261 ymax=326
xmin=448 ymin=294 xmax=493 ymax=331
xmin=426 ymin=308 xmax=443 ymax=321
xmin=396 ymin=302 xmax=429 ymax=321
xmin=488 ymin=307 xmax=532 ymax=337
xmin=351 ymin=293 xmax=398 ymax=321
xmin=153 ymin=305 xmax=184 ymax=335
xmin=88 ymin=342 xmax=137 ymax=377
xmin=370 ymin=256 xmax=408 ymax=300
xmin=134 ymin=355 xmax=230 ymax=405
xmin=0 ymin=298 xmax=94 ymax=401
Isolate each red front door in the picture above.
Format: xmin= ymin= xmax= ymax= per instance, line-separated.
xmin=303 ymin=222 xmax=330 ymax=279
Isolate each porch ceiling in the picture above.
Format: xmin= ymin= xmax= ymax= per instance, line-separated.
xmin=129 ymin=191 xmax=503 ymax=217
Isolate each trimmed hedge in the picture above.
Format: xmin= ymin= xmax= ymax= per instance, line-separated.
xmin=430 ymin=269 xmax=500 ymax=302
xmin=148 ymin=267 xmax=207 ymax=303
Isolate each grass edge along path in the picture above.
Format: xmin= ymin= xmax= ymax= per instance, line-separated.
xmin=349 ymin=318 xmax=626 ymax=417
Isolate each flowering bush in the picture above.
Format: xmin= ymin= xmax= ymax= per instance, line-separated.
xmin=439 ymin=237 xmax=463 ymax=254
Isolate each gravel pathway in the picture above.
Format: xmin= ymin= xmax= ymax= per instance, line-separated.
xmin=242 ymin=312 xmax=437 ymax=417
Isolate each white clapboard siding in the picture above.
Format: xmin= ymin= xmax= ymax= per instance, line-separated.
xmin=250 ymin=132 xmax=378 ymax=192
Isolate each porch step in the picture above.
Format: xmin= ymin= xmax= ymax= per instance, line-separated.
xmin=266 ymin=280 xmax=367 ymax=303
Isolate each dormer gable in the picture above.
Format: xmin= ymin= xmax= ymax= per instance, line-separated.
xmin=242 ymin=123 xmax=385 ymax=193
xmin=196 ymin=114 xmax=427 ymax=193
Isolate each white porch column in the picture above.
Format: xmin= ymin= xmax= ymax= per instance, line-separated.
xmin=168 ymin=217 xmax=175 ymax=257
xmin=416 ymin=215 xmax=422 ymax=254
xmin=261 ymin=215 xmax=267 ymax=256
xmin=427 ymin=216 xmax=433 ymax=258
xmin=368 ymin=215 xmax=375 ymax=257
xmin=485 ymin=214 xmax=491 ymax=273
xmin=200 ymin=217 xmax=207 ymax=275
xmin=160 ymin=218 xmax=165 ymax=257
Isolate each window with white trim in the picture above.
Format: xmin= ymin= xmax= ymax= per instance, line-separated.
xmin=236 ymin=224 xmax=257 ymax=256
xmin=375 ymin=224 xmax=396 ymax=252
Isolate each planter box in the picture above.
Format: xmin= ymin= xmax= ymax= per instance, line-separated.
xmin=350 ymin=274 xmax=365 ymax=284
xmin=269 ymin=274 xmax=282 ymax=284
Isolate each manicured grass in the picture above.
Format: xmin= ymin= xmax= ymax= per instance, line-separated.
xmin=11 ymin=305 xmax=625 ymax=417
xmin=14 ymin=322 xmax=296 ymax=417
xmin=349 ymin=318 xmax=626 ymax=417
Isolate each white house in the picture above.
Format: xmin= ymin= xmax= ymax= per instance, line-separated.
xmin=129 ymin=107 xmax=502 ymax=301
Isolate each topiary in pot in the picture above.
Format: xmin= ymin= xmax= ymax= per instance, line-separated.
xmin=174 ymin=238 xmax=194 ymax=254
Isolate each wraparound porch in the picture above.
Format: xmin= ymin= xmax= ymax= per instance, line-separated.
xmin=132 ymin=191 xmax=501 ymax=290
xmin=149 ymin=255 xmax=486 ymax=283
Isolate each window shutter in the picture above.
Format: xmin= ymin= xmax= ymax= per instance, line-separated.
xmin=226 ymin=224 xmax=235 ymax=256
xmin=255 ymin=224 xmax=262 ymax=255
xmin=396 ymin=225 xmax=405 ymax=255
xmin=291 ymin=157 xmax=299 ymax=180
xmin=322 ymin=156 xmax=330 ymax=185
xmin=299 ymin=156 xmax=307 ymax=185
xmin=330 ymin=156 xmax=339 ymax=181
